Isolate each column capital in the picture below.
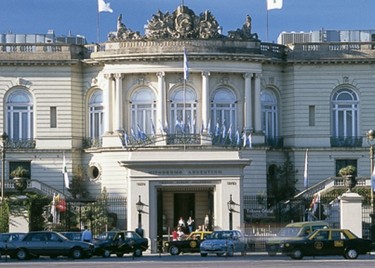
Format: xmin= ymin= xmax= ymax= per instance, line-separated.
xmin=104 ymin=73 xmax=113 ymax=80
xmin=243 ymin=72 xmax=252 ymax=79
xmin=201 ymin=71 xmax=211 ymax=78
xmin=156 ymin=72 xmax=165 ymax=78
xmin=114 ymin=73 xmax=124 ymax=80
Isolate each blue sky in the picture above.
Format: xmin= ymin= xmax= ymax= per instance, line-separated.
xmin=1 ymin=0 xmax=374 ymax=43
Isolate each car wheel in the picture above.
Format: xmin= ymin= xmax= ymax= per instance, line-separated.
xmin=226 ymin=246 xmax=234 ymax=257
xmin=116 ymin=253 xmax=124 ymax=257
xmin=345 ymin=248 xmax=359 ymax=259
xmin=102 ymin=249 xmax=111 ymax=258
xmin=290 ymin=249 xmax=303 ymax=260
xmin=169 ymin=245 xmax=180 ymax=256
xmin=16 ymin=248 xmax=29 ymax=260
xmin=133 ymin=248 xmax=142 ymax=257
xmin=201 ymin=252 xmax=208 ymax=257
xmin=71 ymin=247 xmax=83 ymax=259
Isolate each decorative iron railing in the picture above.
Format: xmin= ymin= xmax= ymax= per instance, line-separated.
xmin=5 ymin=139 xmax=36 ymax=149
xmin=330 ymin=136 xmax=362 ymax=147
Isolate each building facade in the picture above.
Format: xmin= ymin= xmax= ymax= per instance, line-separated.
xmin=1 ymin=5 xmax=375 ymax=251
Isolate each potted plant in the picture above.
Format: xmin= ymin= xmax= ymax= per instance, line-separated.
xmin=339 ymin=165 xmax=357 ymax=192
xmin=10 ymin=166 xmax=29 ymax=192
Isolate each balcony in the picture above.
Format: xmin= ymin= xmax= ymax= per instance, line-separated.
xmin=330 ymin=136 xmax=362 ymax=147
xmin=6 ymin=139 xmax=36 ymax=149
xmin=265 ymin=136 xmax=283 ymax=148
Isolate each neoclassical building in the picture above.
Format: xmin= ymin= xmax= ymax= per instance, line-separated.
xmin=1 ymin=5 xmax=375 ymax=250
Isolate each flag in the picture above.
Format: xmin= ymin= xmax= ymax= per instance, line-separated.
xmin=242 ymin=131 xmax=247 ymax=147
xmin=151 ymin=119 xmax=156 ymax=137
xmin=62 ymin=152 xmax=70 ymax=189
xmin=183 ymin=48 xmax=189 ymax=80
xmin=222 ymin=122 xmax=226 ymax=139
xmin=227 ymin=125 xmax=232 ymax=141
xmin=235 ymin=130 xmax=240 ymax=145
xmin=303 ymin=149 xmax=309 ymax=188
xmin=267 ymin=0 xmax=283 ymax=10
xmin=371 ymin=165 xmax=375 ymax=191
xmin=248 ymin=133 xmax=252 ymax=148
xmin=122 ymin=132 xmax=129 ymax=148
xmin=98 ymin=0 xmax=113 ymax=13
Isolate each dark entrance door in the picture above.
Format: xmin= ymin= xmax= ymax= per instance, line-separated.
xmin=174 ymin=193 xmax=195 ymax=231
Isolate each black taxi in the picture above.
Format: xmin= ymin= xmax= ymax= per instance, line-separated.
xmin=280 ymin=228 xmax=373 ymax=259
xmin=164 ymin=231 xmax=212 ymax=255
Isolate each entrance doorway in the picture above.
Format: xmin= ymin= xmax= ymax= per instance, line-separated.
xmin=174 ymin=193 xmax=195 ymax=232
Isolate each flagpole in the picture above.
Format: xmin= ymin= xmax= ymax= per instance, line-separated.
xmin=97 ymin=9 xmax=100 ymax=43
xmin=266 ymin=9 xmax=269 ymax=42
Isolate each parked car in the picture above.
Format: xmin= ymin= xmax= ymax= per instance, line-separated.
xmin=280 ymin=228 xmax=373 ymax=259
xmin=266 ymin=221 xmax=329 ymax=256
xmin=0 ymin=232 xmax=26 ymax=258
xmin=200 ymin=230 xmax=247 ymax=257
xmin=6 ymin=231 xmax=94 ymax=260
xmin=164 ymin=231 xmax=212 ymax=255
xmin=93 ymin=230 xmax=148 ymax=258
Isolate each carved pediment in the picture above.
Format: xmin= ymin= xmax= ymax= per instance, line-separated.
xmin=107 ymin=5 xmax=259 ymax=42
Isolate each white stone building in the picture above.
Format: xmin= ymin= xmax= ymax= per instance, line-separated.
xmin=1 ymin=5 xmax=374 ymax=251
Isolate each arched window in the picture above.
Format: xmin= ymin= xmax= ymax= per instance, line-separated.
xmin=331 ymin=88 xmax=359 ymax=139
xmin=6 ymin=89 xmax=33 ymax=141
xmin=261 ymin=89 xmax=278 ymax=138
xmin=210 ymin=88 xmax=236 ymax=134
xmin=131 ymin=88 xmax=156 ymax=134
xmin=89 ymin=90 xmax=104 ymax=139
xmin=170 ymin=87 xmax=197 ymax=134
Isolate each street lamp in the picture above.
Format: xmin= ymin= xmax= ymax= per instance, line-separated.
xmin=227 ymin=194 xmax=238 ymax=230
xmin=1 ymin=132 xmax=8 ymax=202
xmin=135 ymin=195 xmax=147 ymax=238
xmin=366 ymin=129 xmax=375 ymax=241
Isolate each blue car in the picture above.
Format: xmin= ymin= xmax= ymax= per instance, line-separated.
xmin=200 ymin=230 xmax=247 ymax=257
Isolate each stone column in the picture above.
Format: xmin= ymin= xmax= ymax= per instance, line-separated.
xmin=201 ymin=72 xmax=210 ymax=133
xmin=103 ymin=74 xmax=113 ymax=134
xmin=243 ymin=73 xmax=252 ymax=132
xmin=340 ymin=192 xmax=364 ymax=237
xmin=156 ymin=72 xmax=165 ymax=134
xmin=254 ymin=73 xmax=262 ymax=132
xmin=114 ymin=73 xmax=124 ymax=132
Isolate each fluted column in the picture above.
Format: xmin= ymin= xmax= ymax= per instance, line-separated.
xmin=103 ymin=74 xmax=114 ymax=134
xmin=254 ymin=73 xmax=262 ymax=132
xmin=201 ymin=72 xmax=210 ymax=133
xmin=243 ymin=73 xmax=253 ymax=131
xmin=114 ymin=73 xmax=124 ymax=132
xmin=156 ymin=72 xmax=166 ymax=134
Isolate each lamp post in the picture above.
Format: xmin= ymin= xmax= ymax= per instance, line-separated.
xmin=227 ymin=194 xmax=237 ymax=230
xmin=1 ymin=132 xmax=8 ymax=202
xmin=135 ymin=195 xmax=145 ymax=237
xmin=366 ymin=129 xmax=375 ymax=241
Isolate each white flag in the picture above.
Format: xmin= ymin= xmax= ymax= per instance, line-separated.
xmin=371 ymin=165 xmax=375 ymax=192
xmin=98 ymin=0 xmax=113 ymax=13
xmin=183 ymin=48 xmax=189 ymax=80
xmin=267 ymin=0 xmax=283 ymax=10
xmin=62 ymin=152 xmax=70 ymax=189
xmin=303 ymin=149 xmax=309 ymax=188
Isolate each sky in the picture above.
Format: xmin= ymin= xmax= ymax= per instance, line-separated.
xmin=0 ymin=0 xmax=374 ymax=44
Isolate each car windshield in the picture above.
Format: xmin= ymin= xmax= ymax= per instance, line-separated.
xmin=277 ymin=227 xmax=300 ymax=237
xmin=96 ymin=232 xmax=116 ymax=240
xmin=209 ymin=231 xmax=235 ymax=240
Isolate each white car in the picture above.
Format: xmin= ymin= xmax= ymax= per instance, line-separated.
xmin=200 ymin=230 xmax=247 ymax=257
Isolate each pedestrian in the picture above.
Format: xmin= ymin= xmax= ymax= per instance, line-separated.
xmin=204 ymin=214 xmax=209 ymax=231
xmin=81 ymin=225 xmax=92 ymax=243
xmin=172 ymin=228 xmax=178 ymax=241
xmin=187 ymin=216 xmax=195 ymax=233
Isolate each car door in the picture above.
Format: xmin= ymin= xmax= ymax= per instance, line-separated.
xmin=24 ymin=233 xmax=48 ymax=256
xmin=307 ymin=230 xmax=330 ymax=256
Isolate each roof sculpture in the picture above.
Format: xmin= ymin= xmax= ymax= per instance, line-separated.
xmin=108 ymin=5 xmax=259 ymax=41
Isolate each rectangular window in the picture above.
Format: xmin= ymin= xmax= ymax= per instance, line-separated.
xmin=309 ymin=105 xmax=315 ymax=126
xmin=50 ymin=107 xmax=57 ymax=128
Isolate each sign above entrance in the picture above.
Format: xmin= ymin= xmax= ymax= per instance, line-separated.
xmin=148 ymin=169 xmax=223 ymax=176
